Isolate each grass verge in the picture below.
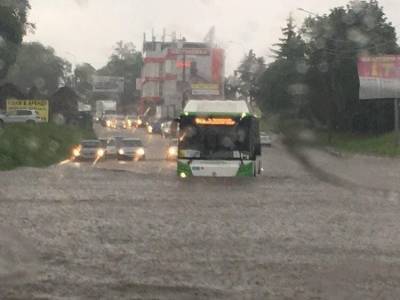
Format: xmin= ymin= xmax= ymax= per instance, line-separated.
xmin=261 ymin=114 xmax=400 ymax=157
xmin=0 ymin=123 xmax=95 ymax=170
xmin=316 ymin=131 xmax=400 ymax=157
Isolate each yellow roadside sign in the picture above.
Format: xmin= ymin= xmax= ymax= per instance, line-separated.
xmin=6 ymin=99 xmax=49 ymax=122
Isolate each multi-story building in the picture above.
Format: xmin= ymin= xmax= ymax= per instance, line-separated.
xmin=138 ymin=37 xmax=225 ymax=119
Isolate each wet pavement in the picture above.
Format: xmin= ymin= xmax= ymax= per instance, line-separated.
xmin=0 ymin=125 xmax=400 ymax=299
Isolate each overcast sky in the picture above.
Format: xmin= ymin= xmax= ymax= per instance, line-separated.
xmin=26 ymin=0 xmax=400 ymax=74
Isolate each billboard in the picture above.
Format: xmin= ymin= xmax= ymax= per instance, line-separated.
xmin=191 ymin=83 xmax=220 ymax=95
xmin=177 ymin=48 xmax=224 ymax=97
xmin=358 ymin=56 xmax=400 ymax=99
xmin=6 ymin=99 xmax=49 ymax=122
xmin=92 ymin=76 xmax=124 ymax=93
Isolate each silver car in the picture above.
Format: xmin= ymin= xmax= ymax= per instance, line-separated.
xmin=73 ymin=140 xmax=105 ymax=161
xmin=117 ymin=138 xmax=146 ymax=161
xmin=0 ymin=109 xmax=43 ymax=126
xmin=260 ymin=132 xmax=272 ymax=147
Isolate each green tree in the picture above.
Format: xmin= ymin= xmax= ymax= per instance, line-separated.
xmin=236 ymin=50 xmax=265 ymax=100
xmin=272 ymin=14 xmax=306 ymax=61
xmin=0 ymin=0 xmax=32 ymax=79
xmin=97 ymin=41 xmax=143 ymax=109
xmin=74 ymin=63 xmax=96 ymax=97
xmin=5 ymin=42 xmax=71 ymax=96
xmin=257 ymin=14 xmax=306 ymax=113
xmin=303 ymin=0 xmax=399 ymax=132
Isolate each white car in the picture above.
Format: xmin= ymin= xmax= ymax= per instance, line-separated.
xmin=73 ymin=140 xmax=105 ymax=161
xmin=161 ymin=121 xmax=172 ymax=138
xmin=117 ymin=138 xmax=146 ymax=161
xmin=0 ymin=109 xmax=43 ymax=126
xmin=260 ymin=132 xmax=272 ymax=147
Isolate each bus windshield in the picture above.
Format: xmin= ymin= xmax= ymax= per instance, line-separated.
xmin=179 ymin=117 xmax=251 ymax=160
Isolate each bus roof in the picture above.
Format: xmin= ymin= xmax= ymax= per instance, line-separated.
xmin=183 ymin=100 xmax=251 ymax=116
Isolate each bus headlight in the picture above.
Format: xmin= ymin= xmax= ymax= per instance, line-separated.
xmin=97 ymin=149 xmax=105 ymax=157
xmin=136 ymin=148 xmax=145 ymax=156
xmin=118 ymin=149 xmax=125 ymax=155
xmin=168 ymin=147 xmax=177 ymax=156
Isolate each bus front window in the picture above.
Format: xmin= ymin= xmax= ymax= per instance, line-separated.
xmin=179 ymin=119 xmax=251 ymax=160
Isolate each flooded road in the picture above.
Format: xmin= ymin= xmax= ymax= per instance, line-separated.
xmin=0 ymin=125 xmax=399 ymax=299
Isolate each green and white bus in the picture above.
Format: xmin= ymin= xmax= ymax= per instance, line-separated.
xmin=177 ymin=100 xmax=262 ymax=178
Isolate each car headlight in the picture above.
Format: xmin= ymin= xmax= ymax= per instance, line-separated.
xmin=168 ymin=147 xmax=177 ymax=156
xmin=97 ymin=149 xmax=105 ymax=157
xmin=136 ymin=148 xmax=145 ymax=156
xmin=106 ymin=120 xmax=111 ymax=127
xmin=73 ymin=148 xmax=80 ymax=157
xmin=137 ymin=119 xmax=142 ymax=125
xmin=148 ymin=126 xmax=153 ymax=133
xmin=118 ymin=149 xmax=124 ymax=155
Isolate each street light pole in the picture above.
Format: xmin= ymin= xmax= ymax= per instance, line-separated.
xmin=297 ymin=8 xmax=319 ymax=17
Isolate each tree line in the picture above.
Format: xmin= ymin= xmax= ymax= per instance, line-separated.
xmin=232 ymin=0 xmax=399 ymax=133
xmin=0 ymin=1 xmax=143 ymax=110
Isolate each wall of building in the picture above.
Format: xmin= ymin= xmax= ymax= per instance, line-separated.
xmin=139 ymin=40 xmax=225 ymax=119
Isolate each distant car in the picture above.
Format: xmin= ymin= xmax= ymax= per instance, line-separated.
xmin=72 ymin=140 xmax=105 ymax=161
xmin=101 ymin=114 xmax=118 ymax=128
xmin=260 ymin=132 xmax=272 ymax=147
xmin=100 ymin=111 xmax=117 ymax=127
xmin=136 ymin=117 xmax=146 ymax=128
xmin=122 ymin=115 xmax=136 ymax=129
xmin=166 ymin=138 xmax=178 ymax=160
xmin=161 ymin=120 xmax=173 ymax=138
xmin=99 ymin=138 xmax=117 ymax=158
xmin=117 ymin=138 xmax=146 ymax=161
xmin=147 ymin=120 xmax=163 ymax=134
xmin=115 ymin=115 xmax=126 ymax=128
xmin=0 ymin=109 xmax=43 ymax=126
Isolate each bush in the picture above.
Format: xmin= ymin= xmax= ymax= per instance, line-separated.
xmin=0 ymin=123 xmax=95 ymax=170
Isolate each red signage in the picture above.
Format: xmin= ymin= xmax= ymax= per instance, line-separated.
xmin=358 ymin=56 xmax=400 ymax=79
xmin=212 ymin=48 xmax=224 ymax=83
xmin=176 ymin=61 xmax=192 ymax=68
xmin=358 ymin=55 xmax=400 ymax=99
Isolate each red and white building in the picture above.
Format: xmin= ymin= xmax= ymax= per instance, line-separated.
xmin=138 ymin=38 xmax=225 ymax=119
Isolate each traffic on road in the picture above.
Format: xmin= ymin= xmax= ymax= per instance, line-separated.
xmin=2 ymin=0 xmax=400 ymax=299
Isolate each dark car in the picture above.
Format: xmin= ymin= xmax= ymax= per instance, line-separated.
xmin=147 ymin=120 xmax=163 ymax=134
